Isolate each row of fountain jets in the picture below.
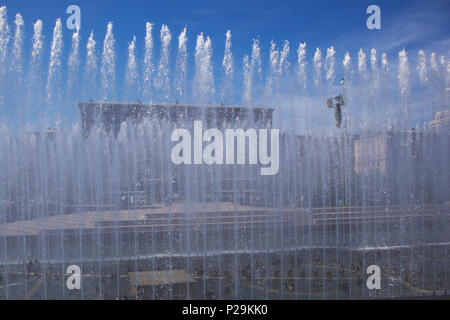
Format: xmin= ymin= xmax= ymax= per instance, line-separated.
xmin=0 ymin=5 xmax=448 ymax=127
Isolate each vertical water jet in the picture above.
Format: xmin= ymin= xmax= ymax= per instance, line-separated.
xmin=297 ymin=42 xmax=307 ymax=90
xmin=221 ymin=30 xmax=233 ymax=104
xmin=175 ymin=27 xmax=188 ymax=101
xmin=46 ymin=18 xmax=63 ymax=126
xmin=142 ymin=22 xmax=154 ymax=103
xmin=82 ymin=31 xmax=98 ymax=101
xmin=155 ymin=25 xmax=171 ymax=102
xmin=100 ymin=22 xmax=116 ymax=100
xmin=125 ymin=36 xmax=139 ymax=101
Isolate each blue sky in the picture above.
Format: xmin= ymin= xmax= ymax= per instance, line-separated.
xmin=2 ymin=0 xmax=448 ymax=62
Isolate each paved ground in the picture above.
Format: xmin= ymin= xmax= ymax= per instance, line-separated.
xmin=0 ymin=203 xmax=448 ymax=299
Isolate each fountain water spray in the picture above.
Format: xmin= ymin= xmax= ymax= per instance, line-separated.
xmin=221 ymin=30 xmax=233 ymax=104
xmin=0 ymin=9 xmax=448 ymax=300
xmin=68 ymin=28 xmax=81 ymax=90
xmin=279 ymin=40 xmax=290 ymax=76
xmin=143 ymin=22 xmax=154 ymax=103
xmin=325 ymin=46 xmax=336 ymax=85
xmin=342 ymin=51 xmax=351 ymax=75
xmin=243 ymin=55 xmax=251 ymax=105
xmin=46 ymin=18 xmax=63 ymax=126
xmin=250 ymin=38 xmax=262 ymax=103
xmin=82 ymin=31 xmax=98 ymax=100
xmin=399 ymin=49 xmax=410 ymax=99
xmin=0 ymin=7 xmax=10 ymax=108
xmin=175 ymin=27 xmax=188 ymax=100
xmin=125 ymin=36 xmax=139 ymax=100
xmin=194 ymin=33 xmax=215 ymax=103
xmin=297 ymin=42 xmax=307 ymax=90
xmin=66 ymin=27 xmax=81 ymax=121
xmin=358 ymin=48 xmax=367 ymax=75
xmin=266 ymin=41 xmax=280 ymax=97
xmin=251 ymin=39 xmax=262 ymax=79
xmin=100 ymin=22 xmax=115 ymax=100
xmin=155 ymin=25 xmax=171 ymax=101
xmin=10 ymin=14 xmax=24 ymax=121
xmin=313 ymin=47 xmax=322 ymax=88
xmin=0 ymin=6 xmax=9 ymax=67
xmin=31 ymin=20 xmax=44 ymax=67
xmin=11 ymin=13 xmax=24 ymax=74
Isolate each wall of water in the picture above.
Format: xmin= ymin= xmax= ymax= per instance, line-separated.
xmin=0 ymin=6 xmax=448 ymax=299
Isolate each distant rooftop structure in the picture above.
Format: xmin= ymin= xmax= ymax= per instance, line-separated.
xmin=429 ymin=110 xmax=450 ymax=128
xmin=79 ymin=101 xmax=274 ymax=135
